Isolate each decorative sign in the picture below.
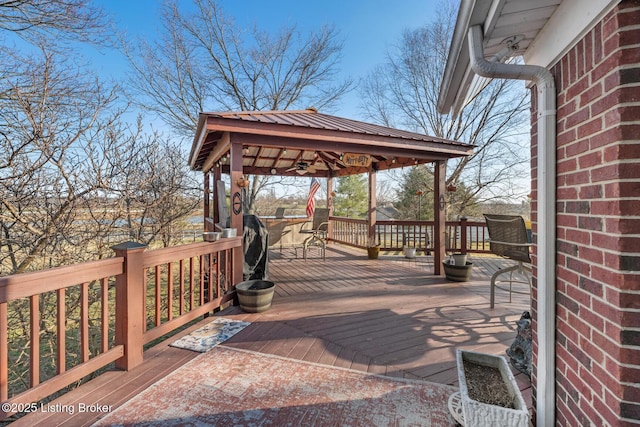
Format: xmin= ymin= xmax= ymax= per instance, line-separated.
xmin=232 ymin=192 xmax=242 ymax=215
xmin=342 ymin=153 xmax=371 ymax=167
xmin=439 ymin=194 xmax=445 ymax=211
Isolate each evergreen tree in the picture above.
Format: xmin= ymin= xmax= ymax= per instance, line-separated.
xmin=333 ymin=175 xmax=368 ymax=218
xmin=395 ymin=166 xmax=433 ymax=220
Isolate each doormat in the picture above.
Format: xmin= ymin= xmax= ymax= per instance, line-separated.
xmin=169 ymin=318 xmax=250 ymax=352
xmin=93 ymin=345 xmax=458 ymax=426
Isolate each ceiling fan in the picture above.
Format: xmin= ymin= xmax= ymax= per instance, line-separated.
xmin=286 ymin=161 xmax=316 ymax=175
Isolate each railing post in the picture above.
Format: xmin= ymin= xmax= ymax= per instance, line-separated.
xmin=112 ymin=242 xmax=147 ymax=371
xmin=460 ymin=217 xmax=468 ymax=255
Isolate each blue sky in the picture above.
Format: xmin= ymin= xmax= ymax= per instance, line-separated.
xmin=93 ymin=0 xmax=441 ymax=119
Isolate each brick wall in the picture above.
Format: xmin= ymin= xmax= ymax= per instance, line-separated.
xmin=530 ymin=1 xmax=640 ymax=425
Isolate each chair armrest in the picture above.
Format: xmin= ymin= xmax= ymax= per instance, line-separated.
xmin=488 ymin=239 xmax=532 ymax=248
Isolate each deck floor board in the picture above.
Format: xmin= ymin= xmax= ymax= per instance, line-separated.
xmin=11 ymin=245 xmax=531 ymax=426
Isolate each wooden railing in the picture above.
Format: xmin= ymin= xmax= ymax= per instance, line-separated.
xmin=0 ymin=237 xmax=242 ymax=419
xmin=329 ymin=217 xmax=491 ymax=254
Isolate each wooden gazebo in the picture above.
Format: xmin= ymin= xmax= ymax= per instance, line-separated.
xmin=188 ymin=108 xmax=473 ymax=275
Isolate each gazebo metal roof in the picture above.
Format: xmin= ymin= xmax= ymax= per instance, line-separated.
xmin=189 ymin=108 xmax=473 ymax=176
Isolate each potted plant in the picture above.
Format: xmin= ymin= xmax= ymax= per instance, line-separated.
xmin=448 ymin=349 xmax=529 ymax=426
xmin=443 ymin=253 xmax=473 ymax=281
xmin=235 ymin=280 xmax=276 ymax=313
xmin=403 ymin=245 xmax=416 ymax=259
xmin=366 ymin=238 xmax=380 ymax=259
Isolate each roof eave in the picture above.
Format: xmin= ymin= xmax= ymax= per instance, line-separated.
xmin=437 ymin=0 xmax=491 ymax=116
xmin=189 ymin=114 xmax=209 ymax=169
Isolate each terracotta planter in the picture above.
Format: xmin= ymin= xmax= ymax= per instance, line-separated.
xmin=367 ymin=246 xmax=380 ymax=259
xmin=235 ymin=280 xmax=275 ymax=313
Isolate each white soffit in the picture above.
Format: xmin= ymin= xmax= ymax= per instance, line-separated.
xmin=524 ymin=0 xmax=621 ymax=67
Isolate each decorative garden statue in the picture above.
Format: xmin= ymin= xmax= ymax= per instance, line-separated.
xmin=506 ymin=311 xmax=532 ymax=377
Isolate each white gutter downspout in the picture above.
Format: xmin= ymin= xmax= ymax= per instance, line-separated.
xmin=468 ymin=25 xmax=556 ymax=427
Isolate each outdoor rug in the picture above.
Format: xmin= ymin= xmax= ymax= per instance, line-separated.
xmin=93 ymin=345 xmax=458 ymax=427
xmin=169 ymin=318 xmax=250 ymax=352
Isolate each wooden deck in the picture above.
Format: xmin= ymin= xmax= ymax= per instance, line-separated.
xmin=10 ymin=245 xmax=532 ymax=426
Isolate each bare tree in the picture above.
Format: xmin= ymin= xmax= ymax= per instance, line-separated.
xmin=360 ymin=0 xmax=530 ymax=211
xmin=0 ymin=47 xmax=126 ymax=274
xmin=123 ymin=0 xmax=353 ymax=211
xmin=0 ymin=0 xmax=111 ymax=45
xmin=106 ymin=123 xmax=201 ymax=247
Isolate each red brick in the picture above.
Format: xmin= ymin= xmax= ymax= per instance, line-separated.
xmin=557 ymin=157 xmax=578 ymax=173
xmin=581 ymin=246 xmax=605 ymax=264
xmin=592 ymin=54 xmax=619 ymax=82
xmin=564 ymin=137 xmax=590 ymax=157
xmin=565 ymin=228 xmax=590 ymax=246
xmin=620 ymin=311 xmax=640 ymax=329
xmin=617 ymin=290 xmax=640 ymax=309
xmin=580 ymin=81 xmax=603 ymax=107
xmin=619 ymin=86 xmax=640 ymax=104
xmin=578 ymin=117 xmax=604 ymax=138
xmin=557 ymin=187 xmax=578 ymax=200
xmin=578 ymin=151 xmax=602 ymax=169
xmin=620 ymin=365 xmax=640 ymax=384
xmin=563 ymin=170 xmax=590 ymax=186
xmin=619 ymin=45 xmax=640 ymax=66
xmin=580 ymin=276 xmax=604 ymax=298
xmin=622 ymin=383 xmax=640 ymax=402
xmin=566 ymin=106 xmax=591 ymax=129
xmin=606 ymin=142 xmax=640 ymax=161
xmin=567 ymin=283 xmax=593 ymax=307
xmin=592 ymin=299 xmax=620 ymax=325
xmin=591 ymin=200 xmax=620 ymax=216
xmin=580 ymin=334 xmax=606 ymax=363
xmin=567 ymin=73 xmax=591 ymax=100
xmin=578 ymin=184 xmax=603 ymax=200
xmin=579 ymin=214 xmax=603 ymax=231
xmin=605 ymin=217 xmax=640 ymax=234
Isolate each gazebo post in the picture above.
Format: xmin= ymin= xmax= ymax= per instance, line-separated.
xmin=368 ymin=170 xmax=377 ymax=246
xmin=433 ymin=160 xmax=446 ymax=274
xmin=327 ymin=175 xmax=334 ymax=240
xmin=203 ymin=171 xmax=211 ymax=231
xmin=212 ymin=165 xmax=222 ymax=226
xmin=229 ymin=138 xmax=244 ymax=283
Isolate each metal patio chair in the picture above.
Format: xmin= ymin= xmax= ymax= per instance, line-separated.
xmin=484 ymin=214 xmax=532 ymax=308
xmin=299 ymin=208 xmax=329 ymax=260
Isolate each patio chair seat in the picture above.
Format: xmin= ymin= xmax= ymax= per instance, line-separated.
xmin=484 ymin=214 xmax=532 ymax=308
xmin=299 ymin=208 xmax=329 ymax=260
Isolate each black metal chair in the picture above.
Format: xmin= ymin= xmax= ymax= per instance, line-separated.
xmin=483 ymin=214 xmax=532 ymax=308
xmin=299 ymin=208 xmax=329 ymax=260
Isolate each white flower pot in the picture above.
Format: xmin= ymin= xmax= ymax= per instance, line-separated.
xmin=452 ymin=253 xmax=467 ymax=266
xmin=403 ymin=247 xmax=416 ymax=259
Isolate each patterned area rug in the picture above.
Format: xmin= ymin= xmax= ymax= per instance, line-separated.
xmin=169 ymin=318 xmax=250 ymax=352
xmin=93 ymin=346 xmax=458 ymax=427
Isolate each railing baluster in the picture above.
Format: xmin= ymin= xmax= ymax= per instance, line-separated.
xmin=155 ymin=265 xmax=161 ymax=327
xmin=199 ymin=255 xmax=204 ymax=306
xmin=1 ymin=301 xmax=8 ymax=402
xmin=167 ymin=262 xmax=173 ymax=321
xmin=179 ymin=259 xmax=185 ymax=315
xmin=57 ymin=288 xmax=66 ymax=374
xmin=208 ymin=253 xmax=213 ymax=303
xmin=142 ymin=268 xmax=147 ymax=333
xmin=30 ymin=294 xmax=39 ymax=387
xmin=101 ymin=278 xmax=109 ymax=353
xmin=215 ymin=252 xmax=221 ymax=298
xmin=189 ymin=257 xmax=195 ymax=310
xmin=81 ymin=282 xmax=89 ymax=363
